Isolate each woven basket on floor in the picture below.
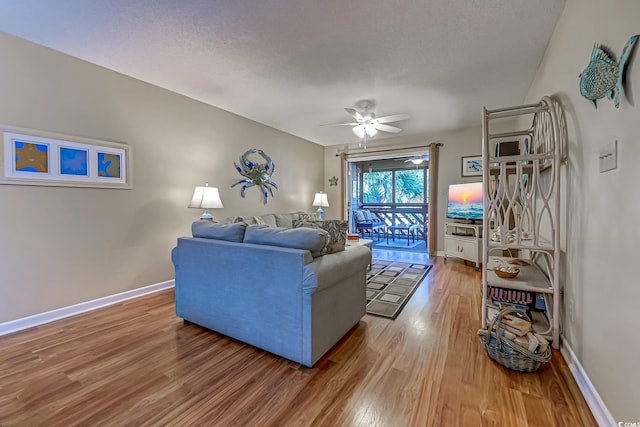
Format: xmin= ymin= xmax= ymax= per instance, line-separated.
xmin=477 ymin=307 xmax=552 ymax=372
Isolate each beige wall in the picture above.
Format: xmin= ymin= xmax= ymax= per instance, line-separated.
xmin=324 ymin=127 xmax=483 ymax=252
xmin=0 ymin=32 xmax=324 ymax=323
xmin=524 ymin=0 xmax=640 ymax=420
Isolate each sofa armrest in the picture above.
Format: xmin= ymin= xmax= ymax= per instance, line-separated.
xmin=302 ymin=246 xmax=371 ymax=294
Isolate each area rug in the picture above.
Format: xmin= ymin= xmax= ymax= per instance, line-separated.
xmin=366 ymin=260 xmax=432 ymax=319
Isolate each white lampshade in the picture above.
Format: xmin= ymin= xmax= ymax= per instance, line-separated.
xmin=312 ymin=192 xmax=329 ymax=220
xmin=312 ymin=192 xmax=329 ymax=207
xmin=365 ymin=124 xmax=378 ymax=137
xmin=188 ymin=183 xmax=223 ymax=219
xmin=352 ymin=125 xmax=365 ymax=138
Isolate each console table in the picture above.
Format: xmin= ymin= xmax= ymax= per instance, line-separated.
xmin=444 ymin=222 xmax=482 ymax=270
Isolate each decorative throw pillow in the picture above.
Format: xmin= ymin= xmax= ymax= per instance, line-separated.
xmin=224 ymin=216 xmax=248 ymax=224
xmin=243 ymin=224 xmax=329 ymax=258
xmin=192 ymin=220 xmax=247 ymax=243
xmin=296 ymin=211 xmax=321 ymax=222
xmin=354 ymin=209 xmax=367 ymax=222
xmin=254 ymin=214 xmax=277 ymax=227
xmin=275 ymin=213 xmax=297 ymax=229
xmin=293 ymin=220 xmax=348 ymax=254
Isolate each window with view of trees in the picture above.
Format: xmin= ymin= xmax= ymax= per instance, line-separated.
xmin=362 ymin=171 xmax=392 ymax=203
xmin=395 ymin=169 xmax=424 ymax=203
xmin=361 ymin=168 xmax=427 ymax=204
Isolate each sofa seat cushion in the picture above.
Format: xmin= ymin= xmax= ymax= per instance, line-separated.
xmin=293 ymin=220 xmax=348 ymax=254
xmin=243 ymin=224 xmax=328 ymax=257
xmin=192 ymin=220 xmax=247 ymax=242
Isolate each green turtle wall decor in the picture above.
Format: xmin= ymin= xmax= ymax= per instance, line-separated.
xmin=328 ymin=176 xmax=339 ymax=186
xmin=579 ymin=35 xmax=638 ymax=109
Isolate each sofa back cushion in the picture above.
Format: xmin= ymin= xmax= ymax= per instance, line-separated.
xmin=293 ymin=220 xmax=348 ymax=254
xmin=274 ymin=213 xmax=299 ymax=229
xmin=243 ymin=224 xmax=328 ymax=257
xmin=192 ymin=220 xmax=247 ymax=243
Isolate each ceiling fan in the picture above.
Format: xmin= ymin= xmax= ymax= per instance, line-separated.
xmin=403 ymin=154 xmax=429 ymax=165
xmin=324 ymin=101 xmax=411 ymax=139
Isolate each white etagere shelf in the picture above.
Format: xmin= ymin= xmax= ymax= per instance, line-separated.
xmin=480 ymin=96 xmax=565 ymax=349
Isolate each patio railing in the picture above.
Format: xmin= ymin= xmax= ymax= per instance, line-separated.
xmin=359 ymin=203 xmax=428 ymax=240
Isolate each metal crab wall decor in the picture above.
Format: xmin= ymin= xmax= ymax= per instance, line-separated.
xmin=231 ymin=148 xmax=278 ymax=204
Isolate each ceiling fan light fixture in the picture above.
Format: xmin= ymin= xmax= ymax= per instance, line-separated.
xmin=410 ymin=158 xmax=425 ymax=165
xmin=365 ymin=124 xmax=378 ymax=137
xmin=352 ymin=125 xmax=365 ymax=138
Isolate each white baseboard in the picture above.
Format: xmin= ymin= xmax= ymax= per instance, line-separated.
xmin=436 ymin=250 xmax=446 ymax=257
xmin=0 ymin=280 xmax=175 ymax=337
xmin=560 ymin=339 xmax=615 ymax=427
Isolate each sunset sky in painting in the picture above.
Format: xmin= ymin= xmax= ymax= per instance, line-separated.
xmin=448 ymin=182 xmax=482 ymax=204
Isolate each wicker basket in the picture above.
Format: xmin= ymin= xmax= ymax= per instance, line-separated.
xmin=477 ymin=307 xmax=552 ymax=372
xmin=494 ymin=268 xmax=520 ymax=279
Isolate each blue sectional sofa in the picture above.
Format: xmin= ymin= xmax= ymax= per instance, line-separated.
xmin=171 ymin=220 xmax=371 ymax=367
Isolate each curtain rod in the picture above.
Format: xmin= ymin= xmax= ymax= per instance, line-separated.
xmin=335 ymin=142 xmax=442 ymax=156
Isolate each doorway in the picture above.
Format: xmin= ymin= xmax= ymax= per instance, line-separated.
xmin=342 ymin=144 xmax=439 ymax=255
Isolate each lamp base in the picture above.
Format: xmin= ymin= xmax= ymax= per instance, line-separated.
xmin=200 ymin=209 xmax=214 ymax=220
xmin=316 ymin=207 xmax=324 ymax=221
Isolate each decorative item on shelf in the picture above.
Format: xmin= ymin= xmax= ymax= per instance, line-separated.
xmin=312 ymin=191 xmax=329 ymax=220
xmin=231 ymin=148 xmax=278 ymax=204
xmin=579 ymin=34 xmax=638 ymax=109
xmin=490 ymin=228 xmax=516 ymax=243
xmin=493 ymin=258 xmax=520 ymax=278
xmin=188 ymin=183 xmax=223 ymax=220
xmin=328 ymin=176 xmax=339 ymax=186
xmin=494 ymin=266 xmax=520 ymax=279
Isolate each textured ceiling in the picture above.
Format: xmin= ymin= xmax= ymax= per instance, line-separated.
xmin=0 ymin=0 xmax=565 ymax=146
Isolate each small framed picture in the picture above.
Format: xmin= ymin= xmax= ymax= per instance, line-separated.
xmin=461 ymin=155 xmax=482 ymax=177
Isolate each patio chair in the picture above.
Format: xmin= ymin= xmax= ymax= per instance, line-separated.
xmin=353 ymin=209 xmax=386 ymax=240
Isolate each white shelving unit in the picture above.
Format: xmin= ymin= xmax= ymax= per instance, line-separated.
xmin=480 ymin=96 xmax=564 ymax=349
xmin=444 ymin=222 xmax=482 ymax=270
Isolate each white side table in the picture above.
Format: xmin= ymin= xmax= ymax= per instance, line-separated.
xmin=345 ymin=239 xmax=373 ymax=250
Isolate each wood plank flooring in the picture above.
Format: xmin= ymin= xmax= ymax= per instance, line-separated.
xmin=0 ymin=253 xmax=596 ymax=426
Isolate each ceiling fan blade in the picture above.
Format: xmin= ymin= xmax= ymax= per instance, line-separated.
xmin=321 ymin=122 xmax=359 ymax=126
xmin=375 ymin=124 xmax=403 ymax=133
xmin=344 ymin=108 xmax=364 ymax=122
xmin=375 ymin=113 xmax=411 ymax=124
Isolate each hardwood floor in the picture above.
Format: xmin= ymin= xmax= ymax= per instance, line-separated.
xmin=0 ymin=254 xmax=596 ymax=426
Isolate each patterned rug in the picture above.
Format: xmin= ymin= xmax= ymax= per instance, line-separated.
xmin=373 ymin=240 xmax=423 ymax=249
xmin=366 ymin=260 xmax=433 ymax=319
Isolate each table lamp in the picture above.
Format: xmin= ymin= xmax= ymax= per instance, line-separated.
xmin=312 ymin=191 xmax=329 ymax=220
xmin=188 ymin=183 xmax=223 ymax=220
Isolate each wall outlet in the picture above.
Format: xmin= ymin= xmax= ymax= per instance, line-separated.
xmin=599 ymin=140 xmax=617 ymax=173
